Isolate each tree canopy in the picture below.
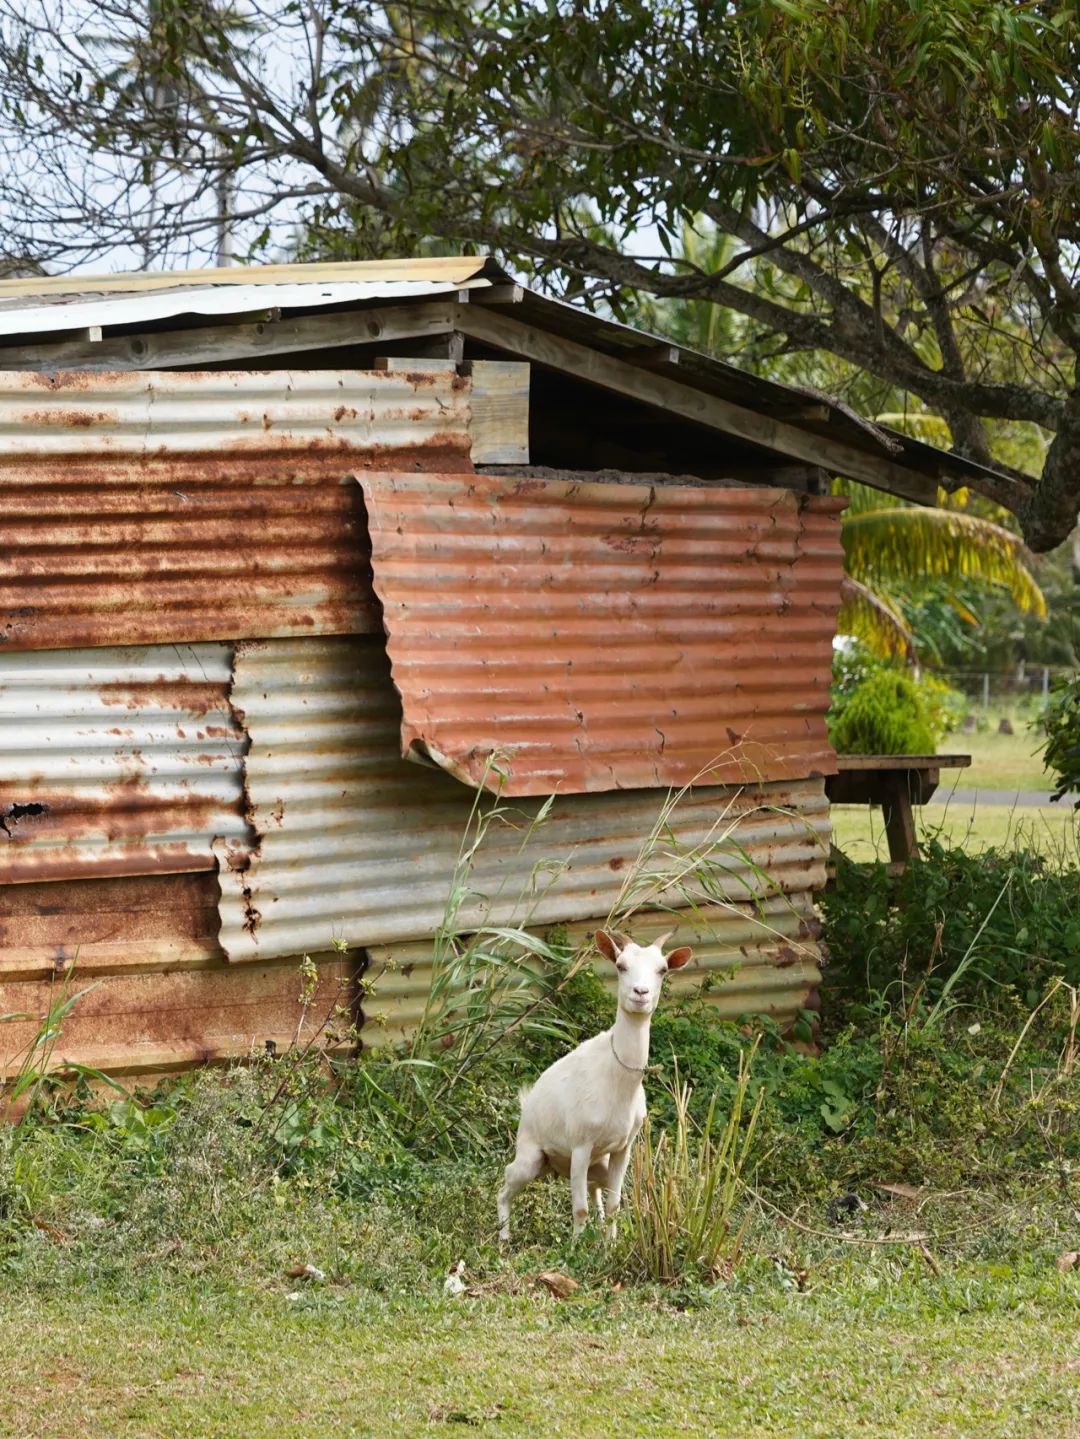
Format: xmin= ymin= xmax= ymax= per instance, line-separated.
xmin=1 ymin=1 xmax=1079 ymax=549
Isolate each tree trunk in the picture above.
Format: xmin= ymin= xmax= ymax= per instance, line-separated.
xmin=1023 ymin=390 xmax=1080 ymax=553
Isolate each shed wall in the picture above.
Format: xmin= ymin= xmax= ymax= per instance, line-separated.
xmin=0 ymin=370 xmax=470 ymax=651
xmin=215 ymin=635 xmax=831 ymax=966
xmin=364 ymin=894 xmax=823 ymax=1047
xmin=360 ymin=473 xmax=844 ymax=793
xmin=0 ymin=643 xmax=251 ymax=883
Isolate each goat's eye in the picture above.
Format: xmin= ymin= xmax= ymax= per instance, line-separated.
xmin=616 ymin=963 xmax=627 ymax=973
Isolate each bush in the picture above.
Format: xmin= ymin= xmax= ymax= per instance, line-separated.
xmin=821 ymin=839 xmax=1080 ymax=1006
xmin=1039 ymin=671 xmax=1080 ymax=806
xmin=828 ymin=668 xmax=936 ymax=755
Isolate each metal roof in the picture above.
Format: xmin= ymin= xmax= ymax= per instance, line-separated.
xmin=0 ymin=255 xmax=1014 ymax=504
xmin=360 ymin=471 xmax=843 ymax=795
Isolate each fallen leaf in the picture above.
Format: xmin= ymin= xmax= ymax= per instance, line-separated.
xmin=32 ymin=1217 xmax=71 ymax=1245
xmin=874 ymin=1182 xmax=924 ymax=1202
xmin=1056 ymin=1251 xmax=1079 ymax=1274
xmin=286 ymin=1263 xmax=326 ymax=1282
xmin=536 ymin=1270 xmax=580 ymax=1299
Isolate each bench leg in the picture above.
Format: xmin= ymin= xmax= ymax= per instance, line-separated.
xmin=881 ymin=775 xmax=917 ymax=865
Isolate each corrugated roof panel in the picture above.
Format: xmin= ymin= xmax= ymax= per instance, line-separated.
xmin=0 ymin=277 xmax=492 ymax=339
xmin=359 ymin=473 xmax=844 ymax=795
xmin=0 ymin=643 xmax=252 ymax=883
xmin=363 ymin=895 xmax=823 ymax=1045
xmin=0 ymin=370 xmax=471 ymax=652
xmin=0 ymin=255 xmax=497 ymax=301
xmin=215 ymin=635 xmax=831 ymax=963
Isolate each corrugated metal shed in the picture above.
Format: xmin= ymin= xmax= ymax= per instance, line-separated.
xmin=360 ymin=472 xmax=844 ymax=794
xmin=0 ymin=643 xmax=251 ymax=882
xmin=215 ymin=635 xmax=831 ymax=963
xmin=363 ymin=894 xmax=823 ymax=1046
xmin=0 ymin=258 xmax=1018 ymax=506
xmin=0 ymin=369 xmax=470 ymax=651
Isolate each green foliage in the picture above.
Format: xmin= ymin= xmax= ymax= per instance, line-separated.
xmin=627 ymin=1051 xmax=761 ymax=1284
xmin=1039 ymin=671 xmax=1080 ymax=806
xmin=828 ymin=667 xmax=937 ymax=755
xmin=822 ymin=840 xmax=1080 ymax=1004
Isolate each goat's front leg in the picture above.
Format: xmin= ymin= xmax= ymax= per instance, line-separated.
xmin=570 ymin=1143 xmax=594 ymax=1238
xmin=603 ymin=1138 xmax=637 ymax=1240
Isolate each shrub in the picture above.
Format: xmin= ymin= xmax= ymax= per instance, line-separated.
xmin=822 ymin=840 xmax=1080 ymax=1006
xmin=1039 ymin=671 xmax=1080 ymax=806
xmin=828 ymin=668 xmax=936 ymax=755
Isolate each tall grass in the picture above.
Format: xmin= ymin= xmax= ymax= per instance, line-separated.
xmin=355 ymin=761 xmax=812 ymax=1152
xmin=628 ymin=1044 xmax=763 ymax=1282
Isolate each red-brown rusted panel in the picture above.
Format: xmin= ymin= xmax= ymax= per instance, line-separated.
xmin=0 ymin=870 xmax=357 ymax=1078
xmin=358 ymin=474 xmax=845 ymax=794
xmin=0 ymin=871 xmax=224 ymax=982
xmin=0 ymin=369 xmax=472 ymax=652
xmin=0 ymin=643 xmax=252 ymax=883
xmin=0 ymin=956 xmax=355 ymax=1078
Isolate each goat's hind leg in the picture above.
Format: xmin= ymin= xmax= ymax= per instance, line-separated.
xmin=497 ymin=1140 xmax=546 ymax=1243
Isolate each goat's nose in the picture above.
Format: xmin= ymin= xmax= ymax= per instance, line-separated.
xmin=632 ymin=985 xmax=650 ymax=997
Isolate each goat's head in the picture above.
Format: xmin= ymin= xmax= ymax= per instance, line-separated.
xmin=595 ymin=928 xmax=693 ymax=1016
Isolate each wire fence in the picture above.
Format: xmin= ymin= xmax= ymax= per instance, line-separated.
xmin=930 ymin=663 xmax=1073 ymax=711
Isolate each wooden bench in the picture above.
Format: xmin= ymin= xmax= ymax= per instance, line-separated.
xmin=825 ymin=754 xmax=972 ymax=866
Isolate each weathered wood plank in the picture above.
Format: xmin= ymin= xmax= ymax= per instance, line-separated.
xmin=834 ymin=754 xmax=970 ymax=771
xmin=468 ymin=360 xmax=530 ymax=464
xmin=0 ymin=300 xmax=457 ymax=371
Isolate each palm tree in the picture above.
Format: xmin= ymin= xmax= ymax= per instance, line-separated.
xmin=835 ymin=479 xmax=1046 ymax=659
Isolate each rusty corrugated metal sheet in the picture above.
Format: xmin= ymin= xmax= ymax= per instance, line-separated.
xmin=358 ymin=474 xmax=845 ymax=795
xmin=0 ymin=954 xmax=355 ymax=1078
xmin=0 ymin=871 xmax=224 ymax=981
xmin=0 ymin=643 xmax=252 ymax=883
xmin=0 ymin=370 xmax=471 ymax=652
xmin=214 ymin=635 xmax=831 ymax=963
xmin=363 ymin=895 xmax=823 ymax=1046
xmin=0 ymin=870 xmax=359 ymax=1078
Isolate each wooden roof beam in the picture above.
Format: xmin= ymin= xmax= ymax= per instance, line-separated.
xmin=454 ymin=302 xmax=941 ymax=504
xmin=0 ymin=300 xmax=458 ymax=371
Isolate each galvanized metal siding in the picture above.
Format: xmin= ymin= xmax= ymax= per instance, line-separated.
xmin=0 ymin=370 xmax=471 ymax=652
xmin=0 ymin=643 xmax=251 ymax=883
xmin=216 ymin=635 xmax=831 ymax=963
xmin=358 ymin=474 xmax=845 ymax=794
xmin=363 ymin=895 xmax=824 ymax=1046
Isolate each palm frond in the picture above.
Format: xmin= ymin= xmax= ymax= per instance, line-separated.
xmin=837 ymin=578 xmax=915 ymax=660
xmin=831 ymin=477 xmax=912 ymax=516
xmin=842 ymin=507 xmax=1047 ymax=617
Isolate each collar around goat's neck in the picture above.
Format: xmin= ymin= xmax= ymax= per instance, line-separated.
xmin=610 ymin=1006 xmax=651 ymax=1074
xmin=609 ymin=1030 xmax=648 ymax=1074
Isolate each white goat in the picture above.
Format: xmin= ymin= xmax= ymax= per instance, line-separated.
xmin=497 ymin=928 xmax=693 ymax=1241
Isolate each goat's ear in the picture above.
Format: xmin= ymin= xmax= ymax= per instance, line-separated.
xmin=595 ymin=929 xmax=626 ymax=963
xmin=665 ymin=946 xmax=694 ymax=971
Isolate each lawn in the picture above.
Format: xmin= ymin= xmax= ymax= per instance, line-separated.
xmin=943 ymin=724 xmax=1055 ymax=793
xmin=1 ymin=1275 xmax=1078 ymax=1438
xmin=831 ymin=800 xmax=1079 ymax=864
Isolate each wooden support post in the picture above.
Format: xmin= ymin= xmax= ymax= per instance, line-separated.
xmin=880 ymin=774 xmax=917 ymax=865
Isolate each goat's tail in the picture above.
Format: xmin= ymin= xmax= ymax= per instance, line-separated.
xmin=516 ymin=1083 xmax=533 ymax=1107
